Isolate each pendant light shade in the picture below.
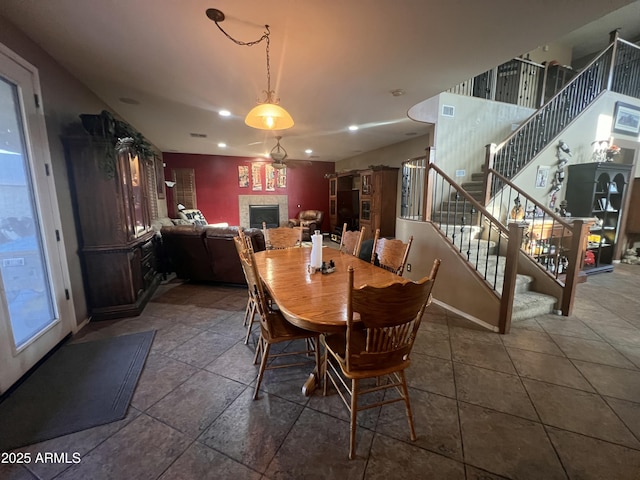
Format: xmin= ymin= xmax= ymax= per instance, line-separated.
xmin=245 ymin=102 xmax=294 ymax=130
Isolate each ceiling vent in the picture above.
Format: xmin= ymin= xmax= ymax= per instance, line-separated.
xmin=190 ymin=133 xmax=207 ymax=138
xmin=442 ymin=105 xmax=455 ymax=117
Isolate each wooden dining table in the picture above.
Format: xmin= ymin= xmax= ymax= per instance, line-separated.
xmin=253 ymin=246 xmax=408 ymax=394
xmin=253 ymin=246 xmax=408 ymax=334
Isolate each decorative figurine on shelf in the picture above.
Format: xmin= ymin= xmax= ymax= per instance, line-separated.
xmin=606 ymin=144 xmax=621 ymax=161
xmin=555 ymin=200 xmax=570 ymax=217
xmin=591 ymin=139 xmax=613 ymax=163
xmin=510 ymin=196 xmax=525 ymax=220
xmin=584 ymin=250 xmax=596 ymax=266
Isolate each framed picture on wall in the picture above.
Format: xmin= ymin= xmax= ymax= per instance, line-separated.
xmin=535 ymin=166 xmax=550 ymax=188
xmin=612 ymin=101 xmax=640 ymax=135
xmin=251 ymin=163 xmax=262 ymax=191
xmin=238 ymin=165 xmax=249 ymax=188
xmin=277 ymin=168 xmax=286 ymax=188
xmin=265 ymin=164 xmax=275 ymax=191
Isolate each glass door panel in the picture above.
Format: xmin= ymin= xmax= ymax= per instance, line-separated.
xmin=0 ymin=77 xmax=56 ymax=349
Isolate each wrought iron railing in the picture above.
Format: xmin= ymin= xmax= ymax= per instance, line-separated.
xmin=430 ymin=34 xmax=637 ymax=328
xmin=485 ymin=167 xmax=588 ymax=286
xmin=424 ymin=149 xmax=523 ymax=332
xmin=487 ymin=33 xmax=640 ymax=194
xmin=423 ymin=146 xmax=588 ymax=328
xmin=449 ymin=57 xmax=575 ymax=110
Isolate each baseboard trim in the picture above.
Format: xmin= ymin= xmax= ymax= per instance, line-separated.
xmin=432 ymin=299 xmax=499 ymax=333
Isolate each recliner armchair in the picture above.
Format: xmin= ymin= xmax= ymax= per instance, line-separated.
xmin=287 ymin=210 xmax=324 ymax=241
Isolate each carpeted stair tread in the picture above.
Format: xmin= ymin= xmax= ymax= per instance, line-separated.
xmin=511 ymin=291 xmax=557 ymax=320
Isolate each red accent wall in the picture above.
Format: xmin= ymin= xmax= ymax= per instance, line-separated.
xmin=162 ymin=153 xmax=334 ymax=231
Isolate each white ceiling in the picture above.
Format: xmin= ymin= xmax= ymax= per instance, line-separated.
xmin=1 ymin=0 xmax=639 ymax=162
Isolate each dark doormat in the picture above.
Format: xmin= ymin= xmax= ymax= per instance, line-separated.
xmin=0 ymin=330 xmax=155 ymax=451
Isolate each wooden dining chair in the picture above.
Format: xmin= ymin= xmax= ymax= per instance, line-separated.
xmin=370 ymin=228 xmax=413 ymax=276
xmin=339 ymin=223 xmax=365 ymax=257
xmin=263 ymin=222 xmax=303 ymax=249
xmin=238 ymin=228 xmax=254 ymax=252
xmin=238 ymin=248 xmax=321 ymax=400
xmin=322 ymin=258 xmax=441 ymax=459
xmin=233 ymin=235 xmax=258 ymax=345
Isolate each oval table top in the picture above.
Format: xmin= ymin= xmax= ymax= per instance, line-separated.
xmin=253 ymin=246 xmax=407 ymax=333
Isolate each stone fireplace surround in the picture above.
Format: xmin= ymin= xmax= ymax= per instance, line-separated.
xmin=239 ymin=195 xmax=288 ymax=229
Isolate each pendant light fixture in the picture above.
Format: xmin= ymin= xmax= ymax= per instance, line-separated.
xmin=206 ymin=8 xmax=294 ymax=131
xmin=269 ymin=136 xmax=288 ymax=169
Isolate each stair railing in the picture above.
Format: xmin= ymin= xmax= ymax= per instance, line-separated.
xmin=424 ymin=148 xmax=524 ymax=333
xmin=482 ymin=152 xmax=590 ymax=315
xmin=449 ymin=57 xmax=548 ymax=109
xmin=487 ymin=31 xmax=640 ymax=194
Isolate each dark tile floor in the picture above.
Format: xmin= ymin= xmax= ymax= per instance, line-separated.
xmin=3 ymin=264 xmax=640 ymax=479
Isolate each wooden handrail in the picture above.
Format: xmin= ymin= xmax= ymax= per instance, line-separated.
xmin=488 ymin=167 xmax=573 ymax=230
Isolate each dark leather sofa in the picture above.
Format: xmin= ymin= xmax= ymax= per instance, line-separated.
xmin=159 ymin=225 xmax=265 ymax=284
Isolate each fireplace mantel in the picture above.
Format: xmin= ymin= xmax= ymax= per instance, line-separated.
xmin=239 ymin=195 xmax=288 ymax=229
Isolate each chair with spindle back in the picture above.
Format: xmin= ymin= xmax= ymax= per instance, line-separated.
xmin=338 ymin=223 xmax=365 ymax=257
xmin=238 ymin=247 xmax=321 ymax=399
xmin=322 ymin=258 xmax=441 ymax=459
xmin=370 ymin=228 xmax=413 ymax=276
xmin=263 ymin=222 xmax=303 ymax=249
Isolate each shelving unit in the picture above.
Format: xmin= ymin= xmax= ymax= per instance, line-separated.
xmin=328 ymin=167 xmax=399 ymax=242
xmin=328 ymin=173 xmax=359 ymax=242
xmin=565 ymin=162 xmax=632 ymax=274
xmin=358 ymin=168 xmax=398 ymax=240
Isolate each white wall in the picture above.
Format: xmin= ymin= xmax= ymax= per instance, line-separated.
xmin=335 ymin=132 xmax=433 ymax=173
xmin=0 ymin=15 xmax=165 ymax=325
xmin=432 ymin=92 xmax=535 ymax=182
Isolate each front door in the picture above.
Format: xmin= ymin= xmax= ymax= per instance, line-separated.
xmin=0 ymin=44 xmax=75 ymax=393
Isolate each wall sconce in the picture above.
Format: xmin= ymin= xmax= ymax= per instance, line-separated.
xmin=165 ymin=181 xmax=176 ymax=188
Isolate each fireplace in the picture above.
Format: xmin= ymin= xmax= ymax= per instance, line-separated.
xmin=250 ymin=205 xmax=279 ymax=228
xmin=238 ymin=195 xmax=288 ymax=229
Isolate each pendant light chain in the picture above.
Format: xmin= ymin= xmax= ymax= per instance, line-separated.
xmin=211 ymin=21 xmax=274 ymax=102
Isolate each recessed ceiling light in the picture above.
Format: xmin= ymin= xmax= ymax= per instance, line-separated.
xmin=390 ymin=89 xmax=406 ymax=97
xmin=219 ymin=110 xmax=231 ymax=117
xmin=305 ymin=149 xmax=313 ymax=154
xmin=348 ymin=125 xmax=359 ymax=131
xmin=218 ymin=142 xmax=227 ymax=148
xmin=119 ymin=97 xmax=140 ymax=105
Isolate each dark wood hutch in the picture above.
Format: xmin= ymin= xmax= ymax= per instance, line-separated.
xmin=329 ymin=167 xmax=398 ymax=241
xmin=63 ymin=134 xmax=160 ymax=320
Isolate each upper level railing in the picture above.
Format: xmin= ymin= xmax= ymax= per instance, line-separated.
xmin=449 ymin=58 xmax=575 ymax=110
xmin=488 ymin=33 xmax=640 ymax=195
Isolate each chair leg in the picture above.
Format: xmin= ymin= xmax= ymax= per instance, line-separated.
xmin=254 ymin=342 xmax=271 ymax=400
xmin=253 ymin=335 xmax=263 ymax=365
xmin=399 ymin=369 xmax=417 ymax=441
xmin=322 ymin=352 xmax=329 ymax=396
xmin=314 ymin=335 xmax=322 ymax=389
xmin=349 ymin=378 xmax=358 ymax=460
xmin=244 ymin=300 xmax=256 ymax=345
xmin=242 ymin=296 xmax=251 ymax=326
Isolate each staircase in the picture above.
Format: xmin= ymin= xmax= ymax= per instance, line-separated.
xmin=422 ymin=33 xmax=640 ymax=330
xmin=468 ymin=244 xmax=557 ymax=320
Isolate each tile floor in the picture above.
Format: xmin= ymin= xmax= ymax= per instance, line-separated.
xmin=2 ymin=264 xmax=640 ymax=479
